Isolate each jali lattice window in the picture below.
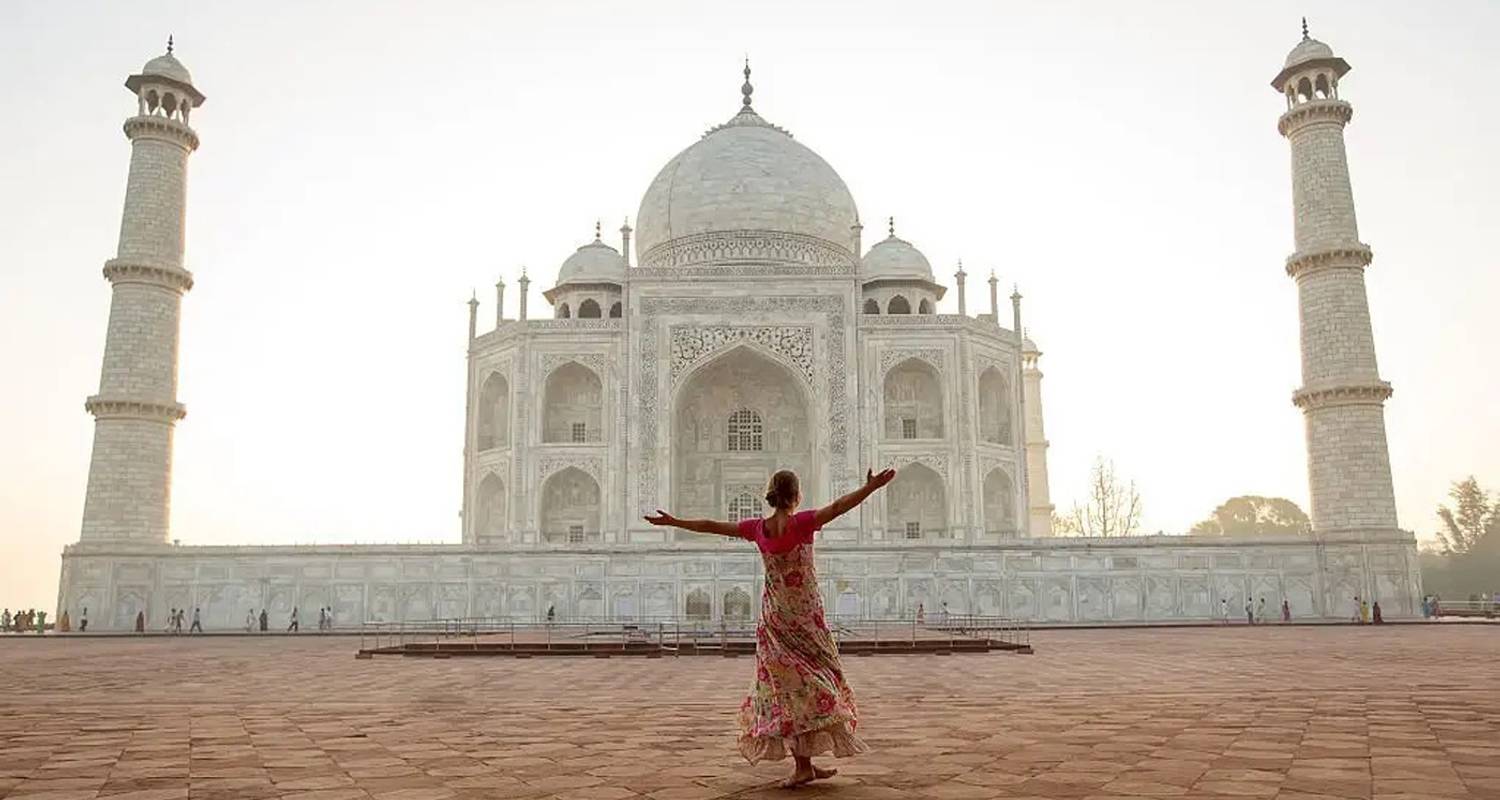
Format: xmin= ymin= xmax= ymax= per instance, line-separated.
xmin=728 ymin=492 xmax=761 ymax=523
xmin=905 ymin=521 xmax=922 ymax=539
xmin=567 ymin=524 xmax=585 ymax=543
xmin=901 ymin=418 xmax=917 ymax=439
xmin=727 ymin=409 xmax=763 ymax=451
xmin=571 ymin=422 xmax=587 ymax=443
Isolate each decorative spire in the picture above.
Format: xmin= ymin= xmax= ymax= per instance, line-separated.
xmin=1301 ymin=17 xmax=1309 ymax=40
xmin=741 ymin=57 xmax=754 ymax=111
xmin=594 ymin=220 xmax=601 ymax=241
xmin=956 ymin=258 xmax=966 ymax=276
xmin=167 ymin=34 xmax=174 ymax=55
xmin=468 ymin=289 xmax=478 ymax=305
xmin=887 ymin=216 xmax=895 ymax=237
xmin=988 ymin=269 xmax=998 ymax=284
xmin=1011 ymin=283 xmax=1022 ymax=301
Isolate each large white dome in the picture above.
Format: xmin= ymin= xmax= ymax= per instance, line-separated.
xmin=634 ymin=105 xmax=860 ymax=269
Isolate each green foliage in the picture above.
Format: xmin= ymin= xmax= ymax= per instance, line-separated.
xmin=1434 ymin=476 xmax=1498 ymax=555
xmin=1421 ymin=477 xmax=1500 ymax=598
xmin=1189 ymin=496 xmax=1310 ymax=537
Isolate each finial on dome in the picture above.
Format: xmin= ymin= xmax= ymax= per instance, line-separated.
xmin=888 ymin=216 xmax=895 ymax=237
xmin=1301 ymin=17 xmax=1309 ymax=40
xmin=594 ymin=220 xmax=602 ymax=241
xmin=741 ymin=57 xmax=754 ymax=110
xmin=167 ymin=34 xmax=174 ymax=54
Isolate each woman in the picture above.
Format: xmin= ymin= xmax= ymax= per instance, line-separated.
xmin=645 ymin=467 xmax=896 ymax=788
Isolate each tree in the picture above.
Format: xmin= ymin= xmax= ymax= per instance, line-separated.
xmin=1434 ymin=477 xmax=1498 ymax=555
xmin=1064 ymin=457 xmax=1143 ymax=537
xmin=1189 ymin=496 xmax=1310 ymax=537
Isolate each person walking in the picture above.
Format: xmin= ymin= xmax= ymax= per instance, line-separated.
xmin=59 ymin=610 xmax=71 ymax=633
xmin=135 ymin=610 xmax=145 ymax=633
xmin=36 ymin=609 xmax=47 ymax=634
xmin=1219 ymin=598 xmax=1230 ymax=624
xmin=1281 ymin=599 xmax=1291 ymax=623
xmin=1352 ymin=596 xmax=1362 ymax=624
xmin=1360 ymin=598 xmax=1371 ymax=625
xmin=190 ymin=607 xmax=203 ymax=634
xmin=645 ymin=467 xmax=895 ymax=788
xmin=1372 ymin=600 xmax=1383 ymax=624
xmin=258 ymin=608 xmax=268 ymax=632
xmin=287 ymin=607 xmax=299 ymax=633
xmin=1255 ymin=597 xmax=1267 ymax=624
xmin=1245 ymin=598 xmax=1255 ymax=625
xmin=244 ymin=609 xmax=256 ymax=633
xmin=2 ymin=609 xmax=10 ymax=632
xmin=80 ymin=607 xmax=88 ymax=632
xmin=915 ymin=602 xmax=925 ymax=625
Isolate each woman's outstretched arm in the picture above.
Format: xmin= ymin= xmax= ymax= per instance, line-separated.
xmin=642 ymin=510 xmax=742 ymax=538
xmin=813 ymin=468 xmax=897 ymax=528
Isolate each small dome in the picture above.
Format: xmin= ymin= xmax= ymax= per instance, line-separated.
xmin=141 ymin=53 xmax=193 ymax=85
xmin=862 ymin=233 xmax=933 ymax=282
xmin=1022 ymin=337 xmax=1039 ymax=353
xmin=1283 ymin=37 xmax=1334 ymax=70
xmin=557 ymin=238 xmax=625 ymax=285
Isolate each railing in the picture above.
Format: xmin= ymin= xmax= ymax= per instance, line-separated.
xmin=1428 ymin=599 xmax=1498 ymax=619
xmin=358 ymin=613 xmax=1030 ymax=654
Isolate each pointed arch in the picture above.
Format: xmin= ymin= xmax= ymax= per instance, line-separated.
xmin=885 ymin=462 xmax=947 ymax=540
xmin=685 ymin=588 xmax=712 ymax=621
xmin=888 ymin=295 xmax=912 ymax=315
xmin=475 ymin=472 xmax=508 ymax=543
xmin=982 ymin=467 xmax=1017 ymax=536
xmin=578 ymin=298 xmax=602 ymax=318
xmin=542 ymin=362 xmax=603 ymax=443
xmin=918 ymin=298 xmax=933 ymax=314
xmin=538 ymin=466 xmax=600 ymax=545
xmin=884 ymin=357 xmax=944 ymax=439
xmin=477 ymin=372 xmax=510 ymax=450
xmin=608 ymin=301 xmax=622 ymax=318
xmin=724 ymin=587 xmax=753 ymax=621
xmin=672 ymin=345 xmax=812 ymax=535
xmin=863 ymin=298 xmax=880 ymax=315
xmin=557 ymin=302 xmax=571 ymax=319
xmin=977 ymin=366 xmax=1013 ymax=445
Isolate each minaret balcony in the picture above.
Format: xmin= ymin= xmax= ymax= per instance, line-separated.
xmin=1277 ymin=98 xmax=1352 ymax=136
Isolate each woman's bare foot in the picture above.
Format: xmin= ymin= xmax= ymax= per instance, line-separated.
xmin=781 ymin=763 xmax=837 ymax=788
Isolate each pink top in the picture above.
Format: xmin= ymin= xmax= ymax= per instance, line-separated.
xmin=736 ymin=510 xmax=821 ymax=555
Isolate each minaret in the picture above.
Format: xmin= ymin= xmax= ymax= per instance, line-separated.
xmin=1021 ymin=335 xmax=1054 ymax=535
xmin=954 ymin=261 xmax=967 ymax=316
xmin=1273 ymin=23 xmax=1398 ymax=534
xmin=1010 ymin=286 xmax=1031 ymax=536
xmin=987 ymin=271 xmax=999 ymax=324
xmin=517 ymin=269 xmax=530 ymax=320
xmin=494 ymin=277 xmax=506 ymax=326
xmin=78 ymin=41 xmax=205 ymax=544
xmin=620 ymin=220 xmax=633 ymax=268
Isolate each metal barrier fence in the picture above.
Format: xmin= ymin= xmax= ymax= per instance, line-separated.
xmin=358 ymin=613 xmax=1030 ymax=654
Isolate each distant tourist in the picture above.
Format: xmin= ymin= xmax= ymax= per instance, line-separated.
xmin=167 ymin=608 xmax=177 ymax=634
xmin=135 ymin=610 xmax=145 ymax=632
xmin=1431 ymin=595 xmax=1442 ymax=617
xmin=36 ymin=609 xmax=46 ymax=633
xmin=1352 ymin=596 xmax=1362 ymax=624
xmin=244 ymin=609 xmax=256 ymax=633
xmin=287 ymin=607 xmax=299 ymax=633
xmin=1361 ymin=599 xmax=1371 ymax=624
xmin=940 ymin=601 xmax=950 ymax=624
xmin=1281 ymin=599 xmax=1291 ymax=623
xmin=258 ymin=609 xmax=268 ymax=632
xmin=190 ymin=607 xmax=203 ymax=634
xmin=916 ymin=602 xmax=925 ymax=625
xmin=59 ymin=610 xmax=71 ymax=632
xmin=1245 ymin=598 xmax=1254 ymax=625
xmin=80 ymin=607 xmax=88 ymax=632
xmin=546 ymin=605 xmax=555 ymax=624
xmin=644 ymin=467 xmax=895 ymax=787
xmin=1372 ymin=600 xmax=1383 ymax=624
xmin=1219 ymin=598 xmax=1229 ymax=624
xmin=1255 ymin=598 xmax=1266 ymax=624
xmin=2 ymin=609 xmax=10 ymax=632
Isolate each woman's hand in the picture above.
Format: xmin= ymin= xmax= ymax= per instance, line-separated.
xmin=643 ymin=510 xmax=679 ymax=527
xmin=865 ymin=467 xmax=897 ymax=490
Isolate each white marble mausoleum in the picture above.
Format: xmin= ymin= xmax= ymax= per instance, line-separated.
xmin=57 ymin=33 xmax=1422 ymax=630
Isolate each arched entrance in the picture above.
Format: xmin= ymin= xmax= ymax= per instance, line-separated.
xmin=539 ymin=466 xmax=600 ymax=544
xmin=672 ymin=345 xmax=813 ymax=541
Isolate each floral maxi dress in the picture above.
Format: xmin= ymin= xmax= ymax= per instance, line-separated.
xmin=734 ymin=509 xmax=868 ymax=763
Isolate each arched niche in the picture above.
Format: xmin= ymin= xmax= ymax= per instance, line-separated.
xmin=672 ymin=345 xmax=811 ymax=539
xmin=918 ymin=298 xmax=933 ymax=314
xmin=982 ymin=468 xmax=1017 ymax=537
xmin=724 ymin=587 xmax=753 ymax=621
xmin=578 ymin=299 xmax=602 ymax=318
xmin=474 ymin=472 xmax=507 ymax=543
xmin=608 ymin=301 xmax=622 ymax=318
xmin=539 ymin=466 xmax=600 ymax=544
xmin=542 ymin=362 xmax=603 ymax=443
xmin=884 ymin=358 xmax=944 ymax=440
xmin=685 ymin=588 xmax=712 ymax=621
xmin=888 ymin=295 xmax=911 ymax=315
xmin=977 ymin=366 xmax=1013 ymax=445
xmin=863 ymin=298 xmax=880 ymax=315
xmin=476 ymin=372 xmax=510 ymax=450
xmin=885 ymin=462 xmax=947 ymax=539
xmin=557 ymin=303 xmax=571 ymax=319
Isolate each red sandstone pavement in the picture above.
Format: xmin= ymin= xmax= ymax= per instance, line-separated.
xmin=1 ymin=626 xmax=1497 ymax=799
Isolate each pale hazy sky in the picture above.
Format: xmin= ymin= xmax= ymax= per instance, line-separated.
xmin=3 ymin=1 xmax=1497 ymax=612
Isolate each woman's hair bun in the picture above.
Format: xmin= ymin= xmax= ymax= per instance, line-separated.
xmin=764 ymin=470 xmax=801 ymax=510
